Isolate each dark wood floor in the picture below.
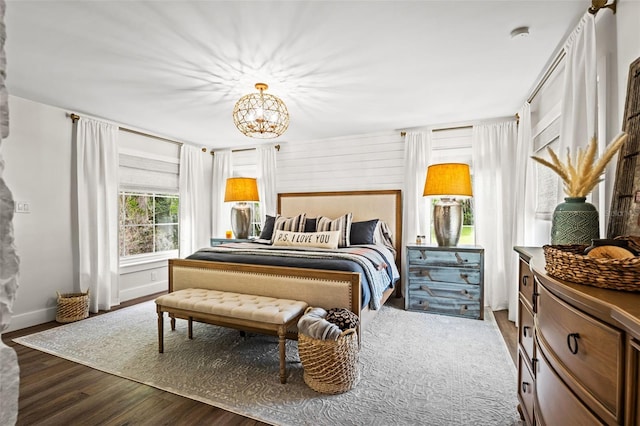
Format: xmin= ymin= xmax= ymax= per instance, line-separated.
xmin=3 ymin=295 xmax=517 ymax=426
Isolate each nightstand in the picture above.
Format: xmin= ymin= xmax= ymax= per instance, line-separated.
xmin=210 ymin=238 xmax=252 ymax=246
xmin=405 ymin=245 xmax=484 ymax=320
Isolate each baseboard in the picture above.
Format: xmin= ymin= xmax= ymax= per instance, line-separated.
xmin=119 ymin=281 xmax=167 ymax=303
xmin=4 ymin=306 xmax=56 ymax=333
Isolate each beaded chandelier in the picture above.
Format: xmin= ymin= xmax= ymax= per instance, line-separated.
xmin=232 ymin=83 xmax=289 ymax=139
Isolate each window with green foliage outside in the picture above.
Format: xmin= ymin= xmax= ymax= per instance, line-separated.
xmin=119 ymin=193 xmax=179 ymax=257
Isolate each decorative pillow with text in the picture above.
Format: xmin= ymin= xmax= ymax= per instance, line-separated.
xmin=272 ymin=230 xmax=340 ymax=249
xmin=271 ymin=213 xmax=307 ymax=242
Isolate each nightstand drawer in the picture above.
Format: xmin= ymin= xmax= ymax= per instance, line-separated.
xmin=407 ymin=293 xmax=481 ymax=319
xmin=409 ymin=281 xmax=480 ymax=301
xmin=407 ymin=248 xmax=482 ymax=267
xmin=407 ymin=266 xmax=481 ymax=286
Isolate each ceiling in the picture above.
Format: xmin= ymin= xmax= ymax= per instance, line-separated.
xmin=5 ymin=1 xmax=588 ymax=149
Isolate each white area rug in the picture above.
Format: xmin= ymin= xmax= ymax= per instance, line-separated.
xmin=14 ymin=301 xmax=520 ymax=425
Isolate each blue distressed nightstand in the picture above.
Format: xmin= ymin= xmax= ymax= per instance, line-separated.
xmin=210 ymin=238 xmax=252 ymax=246
xmin=405 ymin=244 xmax=484 ymax=320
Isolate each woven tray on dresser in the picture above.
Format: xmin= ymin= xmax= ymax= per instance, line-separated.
xmin=543 ymin=245 xmax=640 ymax=291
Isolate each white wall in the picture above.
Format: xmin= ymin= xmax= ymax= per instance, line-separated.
xmin=2 ymin=95 xmax=213 ymax=332
xmin=616 ymin=1 xmax=640 ymax=121
xmin=2 ymin=96 xmax=76 ymax=332
xmin=276 ymin=130 xmax=404 ymax=193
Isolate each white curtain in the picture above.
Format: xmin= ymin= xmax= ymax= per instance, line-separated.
xmin=211 ymin=150 xmax=233 ymax=238
xmin=257 ymin=145 xmax=277 ymax=223
xmin=76 ymin=117 xmax=119 ymax=313
xmin=558 ymin=12 xmax=597 ymax=205
xmin=472 ymin=121 xmax=518 ymax=312
xmin=508 ymin=104 xmax=536 ymax=322
xmin=402 ymin=131 xmax=432 ymax=295
xmin=179 ymin=144 xmax=209 ymax=258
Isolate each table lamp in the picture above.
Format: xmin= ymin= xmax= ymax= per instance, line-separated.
xmin=224 ymin=177 xmax=259 ymax=239
xmin=423 ymin=163 xmax=473 ymax=246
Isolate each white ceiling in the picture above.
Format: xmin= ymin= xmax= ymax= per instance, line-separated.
xmin=5 ymin=1 xmax=588 ymax=149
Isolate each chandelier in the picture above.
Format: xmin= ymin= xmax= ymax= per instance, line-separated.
xmin=232 ymin=83 xmax=289 ymax=139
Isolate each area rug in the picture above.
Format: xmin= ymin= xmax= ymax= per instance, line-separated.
xmin=14 ymin=301 xmax=520 ymax=425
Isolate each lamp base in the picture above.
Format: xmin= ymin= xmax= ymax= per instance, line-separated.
xmin=433 ymin=198 xmax=462 ymax=247
xmin=230 ymin=202 xmax=252 ymax=239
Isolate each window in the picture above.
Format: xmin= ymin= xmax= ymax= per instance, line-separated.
xmin=119 ymin=192 xmax=179 ymax=257
xmin=249 ymin=201 xmax=262 ymax=237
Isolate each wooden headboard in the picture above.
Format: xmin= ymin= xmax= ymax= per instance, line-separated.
xmin=277 ymin=190 xmax=403 ymax=269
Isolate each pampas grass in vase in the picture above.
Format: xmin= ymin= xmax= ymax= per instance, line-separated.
xmin=531 ymin=132 xmax=628 ymax=245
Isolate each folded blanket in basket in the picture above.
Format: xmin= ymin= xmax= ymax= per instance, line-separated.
xmin=297 ymin=307 xmax=342 ymax=341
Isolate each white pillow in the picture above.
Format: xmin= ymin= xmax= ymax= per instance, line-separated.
xmin=272 ymin=230 xmax=340 ymax=249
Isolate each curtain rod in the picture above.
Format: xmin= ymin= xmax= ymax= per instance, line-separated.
xmin=211 ymin=144 xmax=281 ymax=156
xmin=400 ymin=113 xmax=520 ymax=137
xmin=588 ymin=0 xmax=616 ymax=15
xmin=527 ymin=49 xmax=566 ymax=104
xmin=69 ymin=112 xmax=185 ymax=147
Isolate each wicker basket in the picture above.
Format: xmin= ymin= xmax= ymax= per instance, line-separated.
xmin=298 ymin=328 xmax=360 ymax=394
xmin=543 ymin=245 xmax=640 ymax=291
xmin=56 ymin=290 xmax=90 ymax=323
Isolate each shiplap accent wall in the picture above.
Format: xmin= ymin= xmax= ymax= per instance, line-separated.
xmin=276 ymin=130 xmax=405 ymax=193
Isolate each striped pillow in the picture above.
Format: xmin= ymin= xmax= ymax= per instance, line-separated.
xmin=271 ymin=214 xmax=307 ymax=242
xmin=316 ymin=213 xmax=353 ymax=247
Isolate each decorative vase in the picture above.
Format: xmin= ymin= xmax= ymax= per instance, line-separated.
xmin=550 ymin=197 xmax=600 ymax=245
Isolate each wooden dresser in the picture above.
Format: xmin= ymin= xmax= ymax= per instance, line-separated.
xmin=515 ymin=247 xmax=640 ymax=425
xmin=405 ymin=245 xmax=484 ymax=320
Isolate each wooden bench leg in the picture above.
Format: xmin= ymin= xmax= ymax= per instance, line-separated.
xmin=157 ymin=307 xmax=164 ymax=354
xmin=188 ymin=317 xmax=193 ymax=340
xmin=278 ymin=325 xmax=286 ymax=384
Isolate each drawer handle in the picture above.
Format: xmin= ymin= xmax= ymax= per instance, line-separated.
xmin=532 ymin=292 xmax=539 ymax=312
xmin=567 ymin=333 xmax=580 ymax=355
xmin=523 ymin=326 xmax=530 ymax=338
xmin=455 ymin=252 xmax=465 ymax=264
xmin=521 ymin=382 xmax=530 ymax=393
xmin=522 ymin=275 xmax=529 ymax=287
xmin=459 ymin=273 xmax=470 ymax=284
xmin=419 ymin=249 xmax=427 ymax=260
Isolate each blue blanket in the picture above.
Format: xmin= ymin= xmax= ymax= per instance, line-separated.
xmin=187 ymin=243 xmax=399 ymax=310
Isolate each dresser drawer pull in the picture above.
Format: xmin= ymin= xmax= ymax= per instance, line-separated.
xmin=459 ymin=273 xmax=470 ymax=284
xmin=532 ymin=292 xmax=539 ymax=312
xmin=523 ymin=326 xmax=531 ymax=338
xmin=419 ymin=249 xmax=426 ymax=260
xmin=522 ymin=275 xmax=529 ymax=287
xmin=567 ymin=333 xmax=580 ymax=354
xmin=455 ymin=252 xmax=465 ymax=264
xmin=521 ymin=382 xmax=530 ymax=393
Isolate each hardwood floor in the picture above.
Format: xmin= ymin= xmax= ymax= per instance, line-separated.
xmin=3 ymin=296 xmax=518 ymax=426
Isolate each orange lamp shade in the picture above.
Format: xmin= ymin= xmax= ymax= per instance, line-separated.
xmin=224 ymin=177 xmax=259 ymax=202
xmin=423 ymin=163 xmax=473 ymax=198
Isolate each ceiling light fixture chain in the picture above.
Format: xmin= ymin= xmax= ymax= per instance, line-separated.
xmin=233 ymin=82 xmax=289 ymax=139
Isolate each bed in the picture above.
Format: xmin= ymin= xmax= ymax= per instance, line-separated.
xmin=168 ymin=189 xmax=402 ymax=335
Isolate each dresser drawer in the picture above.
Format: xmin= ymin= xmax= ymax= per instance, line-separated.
xmin=535 ymin=349 xmax=602 ymax=426
xmin=407 ymin=266 xmax=481 ymax=286
xmin=518 ymin=300 xmax=535 ymax=367
xmin=518 ymin=258 xmax=535 ymax=312
xmin=517 ymin=352 xmax=535 ymax=426
xmin=537 ymin=284 xmax=623 ymax=419
xmin=407 ymin=248 xmax=482 ymax=267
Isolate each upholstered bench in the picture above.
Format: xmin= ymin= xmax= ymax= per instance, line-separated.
xmin=155 ymin=288 xmax=308 ymax=383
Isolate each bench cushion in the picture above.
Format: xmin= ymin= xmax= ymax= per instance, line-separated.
xmin=155 ymin=288 xmax=307 ymax=325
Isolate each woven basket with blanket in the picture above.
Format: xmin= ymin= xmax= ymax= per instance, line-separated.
xmin=297 ymin=306 xmax=360 ymax=394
